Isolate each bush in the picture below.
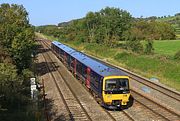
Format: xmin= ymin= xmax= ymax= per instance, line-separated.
xmin=126 ymin=40 xmax=144 ymax=53
xmin=144 ymin=40 xmax=154 ymax=54
xmin=174 ymin=50 xmax=180 ymax=60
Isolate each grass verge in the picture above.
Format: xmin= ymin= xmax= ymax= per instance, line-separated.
xmin=36 ymin=33 xmax=180 ymax=91
xmin=153 ymin=40 xmax=180 ymax=56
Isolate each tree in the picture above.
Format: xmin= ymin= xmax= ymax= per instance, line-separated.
xmin=0 ymin=4 xmax=35 ymax=73
xmin=0 ymin=63 xmax=20 ymax=109
xmin=124 ymin=30 xmax=144 ymax=53
xmin=0 ymin=2 xmax=35 ymax=107
xmin=84 ymin=7 xmax=132 ymax=45
xmin=128 ymin=20 xmax=176 ymax=41
xmin=100 ymin=7 xmax=132 ymax=42
xmin=85 ymin=12 xmax=101 ymax=43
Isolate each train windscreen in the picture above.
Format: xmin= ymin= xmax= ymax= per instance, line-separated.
xmin=105 ymin=78 xmax=129 ymax=94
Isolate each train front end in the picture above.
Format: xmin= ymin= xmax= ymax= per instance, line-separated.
xmin=102 ymin=76 xmax=130 ymax=109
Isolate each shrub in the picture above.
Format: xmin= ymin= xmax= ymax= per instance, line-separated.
xmin=126 ymin=40 xmax=144 ymax=53
xmin=144 ymin=40 xmax=154 ymax=54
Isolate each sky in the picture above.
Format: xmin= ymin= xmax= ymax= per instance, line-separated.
xmin=0 ymin=0 xmax=180 ymax=26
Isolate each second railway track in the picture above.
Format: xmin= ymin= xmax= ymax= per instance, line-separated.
xmin=40 ymin=39 xmax=136 ymax=121
xmin=39 ymin=39 xmax=180 ymax=121
xmin=43 ymin=38 xmax=180 ymax=102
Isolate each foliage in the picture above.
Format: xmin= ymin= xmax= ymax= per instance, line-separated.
xmin=0 ymin=3 xmax=35 ymax=73
xmin=127 ymin=40 xmax=143 ymax=53
xmin=62 ymin=36 xmax=180 ymax=90
xmin=123 ymin=30 xmax=144 ymax=53
xmin=0 ymin=63 xmax=23 ymax=109
xmin=0 ymin=3 xmax=36 ymax=120
xmin=156 ymin=14 xmax=180 ymax=37
xmin=36 ymin=7 xmax=132 ymax=47
xmin=130 ymin=20 xmax=176 ymax=40
xmin=36 ymin=25 xmax=62 ymax=38
xmin=144 ymin=40 xmax=154 ymax=54
xmin=37 ymin=7 xmax=177 ymax=55
xmin=85 ymin=7 xmax=132 ymax=46
xmin=0 ymin=63 xmax=19 ymax=94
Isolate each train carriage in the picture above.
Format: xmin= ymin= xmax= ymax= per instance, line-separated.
xmin=51 ymin=41 xmax=131 ymax=109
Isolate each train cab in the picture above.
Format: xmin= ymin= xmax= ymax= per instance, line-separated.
xmin=102 ymin=76 xmax=130 ymax=109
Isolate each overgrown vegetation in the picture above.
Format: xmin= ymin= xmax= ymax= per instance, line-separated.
xmin=0 ymin=3 xmax=37 ymax=121
xmin=36 ymin=7 xmax=176 ymax=54
xmin=36 ymin=7 xmax=180 ymax=90
xmin=156 ymin=13 xmax=180 ymax=39
xmin=37 ymin=33 xmax=180 ymax=91
xmin=73 ymin=41 xmax=180 ymax=90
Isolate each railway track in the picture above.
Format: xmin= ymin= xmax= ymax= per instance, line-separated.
xmin=40 ymin=39 xmax=180 ymax=120
xmin=40 ymin=41 xmax=92 ymax=121
xmin=128 ymin=72 xmax=180 ymax=101
xmin=87 ymin=52 xmax=180 ymax=113
xmin=87 ymin=53 xmax=180 ymax=101
xmin=42 ymin=38 xmax=180 ymax=101
xmin=40 ymin=39 xmax=135 ymax=121
xmin=106 ymin=110 xmax=135 ymax=121
xmin=93 ymin=55 xmax=180 ymax=101
xmin=132 ymin=89 xmax=180 ymax=120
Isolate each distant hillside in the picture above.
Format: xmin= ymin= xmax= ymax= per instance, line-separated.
xmin=56 ymin=14 xmax=180 ymax=38
xmin=58 ymin=21 xmax=71 ymax=27
xmin=57 ymin=18 xmax=83 ymax=27
xmin=156 ymin=14 xmax=180 ymax=38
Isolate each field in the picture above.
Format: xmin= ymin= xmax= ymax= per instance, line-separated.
xmin=65 ymin=40 xmax=180 ymax=91
xmin=153 ymin=40 xmax=180 ymax=56
xmin=37 ymin=33 xmax=180 ymax=91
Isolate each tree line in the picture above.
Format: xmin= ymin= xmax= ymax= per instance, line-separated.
xmin=36 ymin=7 xmax=176 ymax=54
xmin=0 ymin=3 xmax=36 ymax=120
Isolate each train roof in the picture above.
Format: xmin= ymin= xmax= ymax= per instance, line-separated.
xmin=52 ymin=41 xmax=127 ymax=77
xmin=52 ymin=41 xmax=76 ymax=54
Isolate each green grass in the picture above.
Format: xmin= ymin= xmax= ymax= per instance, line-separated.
xmin=114 ymin=52 xmax=180 ymax=90
xmin=37 ymin=33 xmax=180 ymax=91
xmin=66 ymin=40 xmax=180 ymax=91
xmin=153 ymin=40 xmax=180 ymax=56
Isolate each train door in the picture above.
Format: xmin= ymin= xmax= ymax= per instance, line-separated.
xmin=67 ymin=54 xmax=71 ymax=69
xmin=63 ymin=52 xmax=67 ymax=64
xmin=73 ymin=59 xmax=77 ymax=77
xmin=86 ymin=67 xmax=91 ymax=89
xmin=57 ymin=48 xmax=60 ymax=58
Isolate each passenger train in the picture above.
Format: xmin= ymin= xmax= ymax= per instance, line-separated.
xmin=51 ymin=41 xmax=131 ymax=109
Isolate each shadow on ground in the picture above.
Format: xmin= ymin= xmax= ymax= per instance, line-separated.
xmin=45 ymin=98 xmax=68 ymax=121
xmin=35 ymin=44 xmax=60 ymax=76
xmin=36 ymin=61 xmax=59 ymax=76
